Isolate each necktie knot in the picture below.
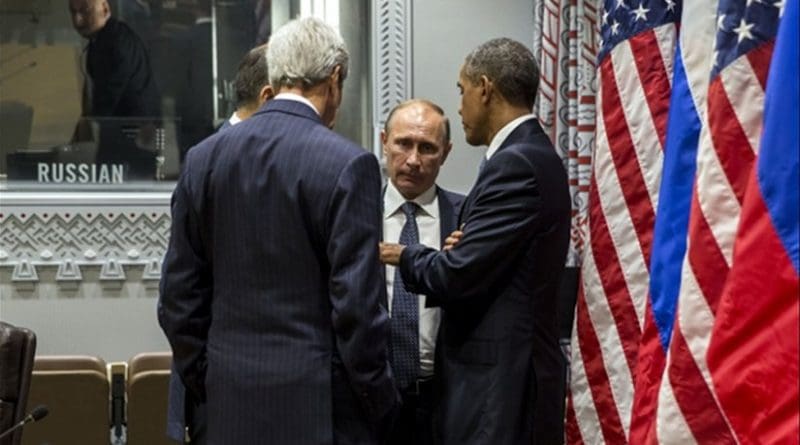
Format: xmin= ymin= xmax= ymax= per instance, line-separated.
xmin=401 ymin=201 xmax=418 ymax=219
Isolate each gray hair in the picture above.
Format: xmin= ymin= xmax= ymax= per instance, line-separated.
xmin=463 ymin=38 xmax=539 ymax=110
xmin=267 ymin=17 xmax=349 ymax=90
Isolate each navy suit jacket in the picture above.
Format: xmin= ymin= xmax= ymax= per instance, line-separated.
xmin=399 ymin=119 xmax=571 ymax=445
xmin=159 ymin=99 xmax=398 ymax=444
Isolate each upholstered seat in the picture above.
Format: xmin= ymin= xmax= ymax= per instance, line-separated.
xmin=126 ymin=352 xmax=173 ymax=445
xmin=23 ymin=355 xmax=109 ymax=445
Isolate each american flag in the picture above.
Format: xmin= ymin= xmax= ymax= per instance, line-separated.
xmin=566 ymin=0 xmax=791 ymax=443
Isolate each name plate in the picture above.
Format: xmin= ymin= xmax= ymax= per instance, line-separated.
xmin=36 ymin=162 xmax=125 ymax=184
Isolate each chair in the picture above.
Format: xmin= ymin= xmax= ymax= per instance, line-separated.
xmin=22 ymin=355 xmax=109 ymax=445
xmin=0 ymin=321 xmax=36 ymax=445
xmin=126 ymin=352 xmax=173 ymax=445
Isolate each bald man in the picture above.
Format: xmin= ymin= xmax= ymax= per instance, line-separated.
xmin=69 ymin=0 xmax=161 ymax=179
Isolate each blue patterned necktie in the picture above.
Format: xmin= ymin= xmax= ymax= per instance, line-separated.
xmin=391 ymin=201 xmax=420 ymax=389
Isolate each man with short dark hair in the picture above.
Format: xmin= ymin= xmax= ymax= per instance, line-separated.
xmin=221 ymin=43 xmax=273 ymax=128
xmin=381 ymin=99 xmax=463 ymax=445
xmin=381 ymin=38 xmax=571 ymax=444
xmin=159 ymin=17 xmax=398 ymax=445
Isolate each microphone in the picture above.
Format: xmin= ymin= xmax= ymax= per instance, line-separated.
xmin=0 ymin=405 xmax=49 ymax=439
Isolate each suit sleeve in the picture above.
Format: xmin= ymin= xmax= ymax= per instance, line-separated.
xmin=158 ymin=164 xmax=212 ymax=402
xmin=326 ymin=152 xmax=398 ymax=421
xmin=400 ymin=147 xmax=543 ymax=303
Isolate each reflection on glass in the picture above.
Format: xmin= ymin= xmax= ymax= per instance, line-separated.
xmin=0 ymin=0 xmax=370 ymax=189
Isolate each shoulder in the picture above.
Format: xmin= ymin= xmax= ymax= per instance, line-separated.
xmin=497 ymin=132 xmax=563 ymax=174
xmin=182 ymin=131 xmax=224 ymax=173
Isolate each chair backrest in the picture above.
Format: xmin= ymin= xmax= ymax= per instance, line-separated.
xmin=22 ymin=355 xmax=109 ymax=445
xmin=0 ymin=321 xmax=37 ymax=445
xmin=126 ymin=352 xmax=173 ymax=445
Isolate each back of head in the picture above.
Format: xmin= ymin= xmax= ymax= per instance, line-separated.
xmin=234 ymin=44 xmax=270 ymax=109
xmin=463 ymin=38 xmax=539 ymax=110
xmin=266 ymin=17 xmax=349 ymax=91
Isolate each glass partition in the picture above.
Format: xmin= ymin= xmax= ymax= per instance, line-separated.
xmin=0 ymin=0 xmax=371 ymax=188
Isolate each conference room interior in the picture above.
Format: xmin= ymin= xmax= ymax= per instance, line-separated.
xmin=0 ymin=0 xmax=578 ymax=443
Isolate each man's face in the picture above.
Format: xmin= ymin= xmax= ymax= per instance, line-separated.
xmin=382 ymin=104 xmax=451 ymax=200
xmin=69 ymin=0 xmax=108 ymax=38
xmin=457 ymin=65 xmax=488 ymax=146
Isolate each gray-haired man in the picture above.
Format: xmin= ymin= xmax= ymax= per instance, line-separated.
xmin=159 ymin=17 xmax=398 ymax=445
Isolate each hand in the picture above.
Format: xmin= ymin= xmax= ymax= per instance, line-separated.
xmin=379 ymin=242 xmax=404 ymax=265
xmin=443 ymin=230 xmax=463 ymax=251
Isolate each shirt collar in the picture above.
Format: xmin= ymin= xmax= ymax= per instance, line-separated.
xmin=229 ymin=112 xmax=242 ymax=126
xmin=274 ymin=93 xmax=320 ymax=116
xmin=485 ymin=113 xmax=536 ymax=160
xmin=384 ymin=181 xmax=439 ymax=220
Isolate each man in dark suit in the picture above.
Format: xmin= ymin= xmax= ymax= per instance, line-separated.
xmin=159 ymin=17 xmax=398 ymax=445
xmin=163 ymin=42 xmax=272 ymax=445
xmin=69 ymin=0 xmax=161 ymax=179
xmin=381 ymin=38 xmax=571 ymax=444
xmin=381 ymin=99 xmax=463 ymax=445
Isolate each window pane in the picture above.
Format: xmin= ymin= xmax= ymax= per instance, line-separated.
xmin=0 ymin=0 xmax=370 ymax=189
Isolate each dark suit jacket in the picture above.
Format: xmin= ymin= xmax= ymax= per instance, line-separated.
xmin=434 ymin=188 xmax=464 ymax=248
xmin=159 ymin=99 xmax=398 ymax=444
xmin=400 ymin=119 xmax=571 ymax=445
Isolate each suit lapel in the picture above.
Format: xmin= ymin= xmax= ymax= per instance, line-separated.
xmin=437 ymin=187 xmax=458 ymax=246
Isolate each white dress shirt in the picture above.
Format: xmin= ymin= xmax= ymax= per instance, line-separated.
xmin=227 ymin=111 xmax=242 ymax=127
xmin=273 ymin=92 xmax=320 ymax=115
xmin=384 ymin=181 xmax=442 ymax=378
xmin=485 ymin=113 xmax=536 ymax=160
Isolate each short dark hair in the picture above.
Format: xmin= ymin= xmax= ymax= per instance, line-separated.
xmin=384 ymin=99 xmax=451 ymax=146
xmin=463 ymin=38 xmax=539 ymax=110
xmin=234 ymin=44 xmax=270 ymax=108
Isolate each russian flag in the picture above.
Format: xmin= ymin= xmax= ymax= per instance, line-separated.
xmin=706 ymin=1 xmax=799 ymax=443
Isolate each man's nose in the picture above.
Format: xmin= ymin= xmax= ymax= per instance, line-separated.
xmin=406 ymin=149 xmax=421 ymax=166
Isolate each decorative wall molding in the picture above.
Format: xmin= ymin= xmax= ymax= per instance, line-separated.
xmin=0 ymin=191 xmax=171 ymax=291
xmin=372 ymin=0 xmax=413 ymax=156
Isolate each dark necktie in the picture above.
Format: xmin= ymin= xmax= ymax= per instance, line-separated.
xmin=391 ymin=201 xmax=420 ymax=389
